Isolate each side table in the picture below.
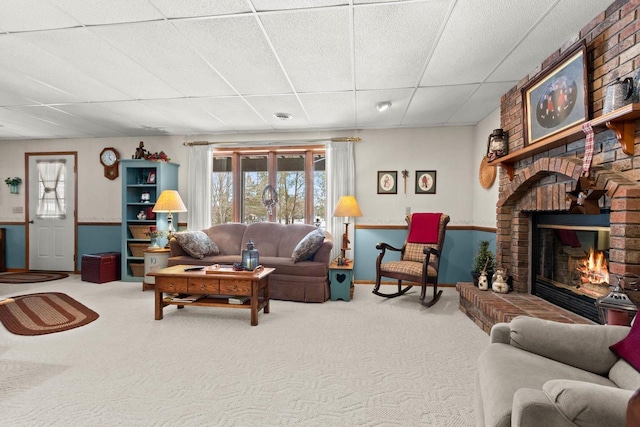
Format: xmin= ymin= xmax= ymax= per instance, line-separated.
xmin=143 ymin=248 xmax=170 ymax=291
xmin=329 ymin=260 xmax=354 ymax=301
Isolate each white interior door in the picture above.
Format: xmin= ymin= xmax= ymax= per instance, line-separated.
xmin=28 ymin=154 xmax=76 ymax=271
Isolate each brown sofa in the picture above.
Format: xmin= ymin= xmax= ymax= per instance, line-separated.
xmin=167 ymin=222 xmax=333 ymax=303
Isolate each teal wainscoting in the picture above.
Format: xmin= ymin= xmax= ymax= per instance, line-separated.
xmin=353 ymin=226 xmax=496 ymax=285
xmin=77 ymin=224 xmax=122 ymax=271
xmin=3 ymin=225 xmax=26 ymax=270
xmin=0 ymin=224 xmax=121 ymax=270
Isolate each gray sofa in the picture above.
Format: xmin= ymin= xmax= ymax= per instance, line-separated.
xmin=167 ymin=222 xmax=333 ymax=303
xmin=476 ymin=316 xmax=640 ymax=427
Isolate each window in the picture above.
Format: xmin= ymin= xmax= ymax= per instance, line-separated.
xmin=36 ymin=159 xmax=67 ymax=219
xmin=212 ymin=148 xmax=325 ymax=225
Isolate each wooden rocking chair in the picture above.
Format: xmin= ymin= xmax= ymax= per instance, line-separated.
xmin=373 ymin=213 xmax=449 ymax=307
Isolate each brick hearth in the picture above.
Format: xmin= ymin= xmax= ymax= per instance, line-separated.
xmin=457 ymin=283 xmax=592 ymax=334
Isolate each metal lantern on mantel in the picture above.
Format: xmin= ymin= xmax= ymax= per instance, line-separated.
xmin=596 ymin=275 xmax=639 ymax=325
xmin=242 ymin=239 xmax=259 ymax=271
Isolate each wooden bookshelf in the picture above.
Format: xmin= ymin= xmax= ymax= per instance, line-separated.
xmin=490 ymin=103 xmax=640 ymax=180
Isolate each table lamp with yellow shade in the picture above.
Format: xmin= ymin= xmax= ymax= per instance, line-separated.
xmin=332 ymin=195 xmax=362 ymax=265
xmin=152 ymin=190 xmax=187 ymax=243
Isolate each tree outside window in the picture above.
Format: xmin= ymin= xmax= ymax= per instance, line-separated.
xmin=211 ymin=149 xmax=325 ymax=225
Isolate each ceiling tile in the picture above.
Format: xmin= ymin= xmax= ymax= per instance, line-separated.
xmin=149 ymin=0 xmax=251 ymax=18
xmin=91 ymin=21 xmax=236 ymax=97
xmin=447 ymin=81 xmax=517 ymax=124
xmin=251 ymin=0 xmax=347 ymax=11
xmin=191 ymin=97 xmax=269 ymax=131
xmin=260 ymin=8 xmax=352 ymax=93
xmin=244 ymin=94 xmax=310 ymax=129
xmin=354 ymin=1 xmax=450 ymax=90
xmin=299 ymin=92 xmax=356 ymax=129
xmin=173 ymin=16 xmax=292 ymax=95
xmin=5 ymin=104 xmax=124 ymax=136
xmin=50 ymin=0 xmax=164 ymax=25
xmin=421 ymin=0 xmax=557 ymax=86
xmin=0 ymin=0 xmax=80 ymax=32
xmin=403 ymin=85 xmax=478 ymax=126
xmin=0 ymin=35 xmax=130 ymax=104
xmin=487 ymin=0 xmax=613 ymax=82
xmin=356 ymin=89 xmax=414 ymax=127
xmin=20 ymin=28 xmax=184 ymax=100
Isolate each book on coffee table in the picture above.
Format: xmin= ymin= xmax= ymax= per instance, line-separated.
xmin=169 ymin=294 xmax=204 ymax=303
xmin=228 ymin=296 xmax=249 ymax=305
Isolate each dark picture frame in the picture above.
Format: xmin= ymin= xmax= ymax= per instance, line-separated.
xmin=377 ymin=171 xmax=397 ymax=194
xmin=522 ymin=42 xmax=588 ymax=146
xmin=415 ymin=170 xmax=436 ymax=194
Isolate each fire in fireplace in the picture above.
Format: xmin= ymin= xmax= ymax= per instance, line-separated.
xmin=576 ymin=248 xmax=609 ymax=285
xmin=532 ymin=212 xmax=610 ymax=323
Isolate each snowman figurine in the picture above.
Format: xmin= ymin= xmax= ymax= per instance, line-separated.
xmin=492 ymin=267 xmax=509 ymax=294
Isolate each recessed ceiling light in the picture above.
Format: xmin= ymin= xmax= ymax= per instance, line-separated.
xmin=376 ymin=101 xmax=392 ymax=112
xmin=273 ymin=112 xmax=293 ymax=120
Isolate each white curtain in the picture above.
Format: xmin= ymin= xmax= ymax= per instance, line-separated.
xmin=326 ymin=141 xmax=355 ymax=262
xmin=36 ymin=159 xmax=66 ymax=219
xmin=186 ymin=145 xmax=213 ymax=231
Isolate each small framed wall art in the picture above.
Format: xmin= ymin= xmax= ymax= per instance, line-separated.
xmin=415 ymin=170 xmax=436 ymax=194
xmin=377 ymin=171 xmax=397 ymax=194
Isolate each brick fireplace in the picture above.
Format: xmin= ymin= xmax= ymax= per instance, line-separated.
xmin=462 ymin=0 xmax=640 ymax=327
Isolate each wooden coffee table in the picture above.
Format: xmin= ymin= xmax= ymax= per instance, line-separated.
xmin=149 ymin=265 xmax=274 ymax=326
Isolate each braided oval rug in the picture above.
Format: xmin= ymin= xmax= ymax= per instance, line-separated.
xmin=0 ymin=292 xmax=98 ymax=335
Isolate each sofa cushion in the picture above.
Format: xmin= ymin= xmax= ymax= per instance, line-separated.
xmin=609 ymin=359 xmax=640 ymax=390
xmin=610 ymin=316 xmax=640 ymax=372
xmin=174 ymin=231 xmax=219 ymax=259
xmin=292 ymin=229 xmax=325 ymax=262
xmin=204 ymin=223 xmax=247 ymax=255
xmin=508 ymin=316 xmax=629 ymax=375
xmin=477 ymin=343 xmax=616 ymax=427
xmin=543 ymin=380 xmax=632 ymax=427
xmin=260 ymin=256 xmax=327 ymax=276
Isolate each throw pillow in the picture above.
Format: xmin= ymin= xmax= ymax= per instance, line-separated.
xmin=610 ymin=317 xmax=640 ymax=372
xmin=174 ymin=231 xmax=220 ymax=259
xmin=292 ymin=229 xmax=325 ymax=263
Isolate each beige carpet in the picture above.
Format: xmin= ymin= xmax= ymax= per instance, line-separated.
xmin=0 ymin=276 xmax=488 ymax=426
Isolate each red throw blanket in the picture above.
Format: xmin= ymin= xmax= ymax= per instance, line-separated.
xmin=407 ymin=213 xmax=442 ymax=243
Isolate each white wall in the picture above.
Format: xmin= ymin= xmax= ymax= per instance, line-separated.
xmin=354 ymin=126 xmax=475 ymax=225
xmin=472 ymin=108 xmax=500 ymax=228
xmin=0 ymin=124 xmax=495 ymax=227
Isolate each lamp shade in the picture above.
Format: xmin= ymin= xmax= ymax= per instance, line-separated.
xmin=333 ymin=195 xmax=362 ymax=217
xmin=152 ymin=190 xmax=187 ymax=213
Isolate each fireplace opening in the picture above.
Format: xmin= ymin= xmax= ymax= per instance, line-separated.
xmin=532 ymin=212 xmax=610 ymax=323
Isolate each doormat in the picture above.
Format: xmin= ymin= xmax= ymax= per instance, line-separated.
xmin=0 ymin=272 xmax=69 ymax=284
xmin=0 ymin=292 xmax=98 ymax=335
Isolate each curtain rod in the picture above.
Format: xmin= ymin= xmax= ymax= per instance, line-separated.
xmin=182 ymin=137 xmax=361 ymax=146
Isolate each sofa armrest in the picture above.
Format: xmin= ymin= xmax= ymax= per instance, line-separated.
xmin=508 ymin=316 xmax=629 ymax=375
xmin=169 ymin=237 xmax=187 ymax=257
xmin=490 ymin=322 xmax=511 ymax=344
xmin=512 ymin=388 xmax=575 ymax=427
xmin=312 ymin=239 xmax=333 ymax=265
xmin=542 ymin=380 xmax=632 ymax=427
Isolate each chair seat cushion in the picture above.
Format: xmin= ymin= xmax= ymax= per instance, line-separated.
xmin=380 ymin=261 xmax=436 ymax=278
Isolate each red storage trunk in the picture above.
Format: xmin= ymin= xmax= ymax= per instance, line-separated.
xmin=81 ymin=252 xmax=121 ymax=283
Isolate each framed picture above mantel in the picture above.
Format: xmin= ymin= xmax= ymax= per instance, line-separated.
xmin=522 ymin=42 xmax=588 ymax=146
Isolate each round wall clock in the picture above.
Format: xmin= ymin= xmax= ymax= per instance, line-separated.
xmin=100 ymin=147 xmax=120 ymax=180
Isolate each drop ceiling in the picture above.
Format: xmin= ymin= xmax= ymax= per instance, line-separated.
xmin=0 ymin=0 xmax=614 ymax=141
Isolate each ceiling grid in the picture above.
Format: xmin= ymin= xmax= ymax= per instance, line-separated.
xmin=0 ymin=0 xmax=614 ymax=140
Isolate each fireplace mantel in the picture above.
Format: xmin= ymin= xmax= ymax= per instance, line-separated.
xmin=491 ymin=103 xmax=640 ymax=180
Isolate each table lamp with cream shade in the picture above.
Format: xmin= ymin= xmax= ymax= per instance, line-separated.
xmin=332 ymin=195 xmax=362 ymax=265
xmin=152 ymin=190 xmax=187 ymax=241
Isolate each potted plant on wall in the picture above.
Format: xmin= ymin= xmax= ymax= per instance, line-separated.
xmin=5 ymin=177 xmax=22 ymax=194
xmin=472 ymin=240 xmax=495 ymax=287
